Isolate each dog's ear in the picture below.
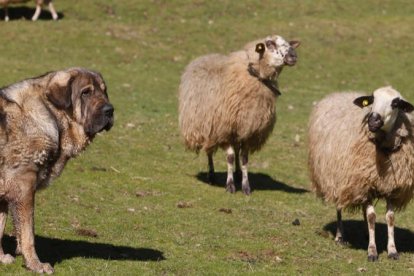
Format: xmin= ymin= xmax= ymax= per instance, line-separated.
xmin=46 ymin=71 xmax=77 ymax=110
xmin=353 ymin=95 xmax=374 ymax=108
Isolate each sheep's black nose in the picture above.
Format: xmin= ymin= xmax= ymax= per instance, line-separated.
xmin=284 ymin=48 xmax=297 ymax=66
xmin=102 ymin=104 xmax=114 ymax=117
xmin=368 ymin=112 xmax=383 ymax=132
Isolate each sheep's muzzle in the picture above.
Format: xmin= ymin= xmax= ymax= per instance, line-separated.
xmin=368 ymin=112 xmax=384 ymax=132
xmin=284 ymin=48 xmax=297 ymax=66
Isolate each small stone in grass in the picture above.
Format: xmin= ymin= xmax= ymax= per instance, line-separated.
xmin=75 ymin=228 xmax=98 ymax=238
xmin=219 ymin=208 xmax=232 ymax=214
xmin=315 ymin=229 xmax=329 ymax=238
xmin=357 ymin=267 xmax=367 ymax=273
xmin=177 ymin=201 xmax=193 ymax=208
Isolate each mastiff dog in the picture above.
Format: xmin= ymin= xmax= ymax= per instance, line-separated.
xmin=0 ymin=68 xmax=114 ymax=273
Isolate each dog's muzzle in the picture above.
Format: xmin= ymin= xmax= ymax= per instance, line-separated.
xmin=102 ymin=103 xmax=114 ymax=131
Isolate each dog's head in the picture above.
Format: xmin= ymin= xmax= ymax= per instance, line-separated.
xmin=46 ymin=68 xmax=114 ymax=139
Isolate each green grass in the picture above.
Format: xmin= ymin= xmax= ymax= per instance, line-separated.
xmin=1 ymin=0 xmax=414 ymax=274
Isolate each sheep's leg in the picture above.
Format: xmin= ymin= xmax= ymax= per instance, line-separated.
xmin=386 ymin=201 xmax=399 ymax=260
xmin=234 ymin=144 xmax=241 ymax=184
xmin=47 ymin=2 xmax=58 ymax=20
xmin=207 ymin=152 xmax=215 ymax=184
xmin=240 ymin=149 xmax=250 ymax=195
xmin=225 ymin=146 xmax=236 ymax=193
xmin=32 ymin=4 xmax=42 ymax=21
xmin=4 ymin=4 xmax=9 ymax=22
xmin=365 ymin=204 xmax=378 ymax=261
xmin=0 ymin=201 xmax=15 ymax=264
xmin=335 ymin=208 xmax=345 ymax=244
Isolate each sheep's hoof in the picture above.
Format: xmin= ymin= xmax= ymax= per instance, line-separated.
xmin=225 ymin=180 xmax=236 ymax=193
xmin=242 ymin=185 xmax=251 ymax=195
xmin=367 ymin=254 xmax=378 ymax=262
xmin=388 ymin=252 xmax=399 ymax=260
xmin=335 ymin=237 xmax=346 ymax=246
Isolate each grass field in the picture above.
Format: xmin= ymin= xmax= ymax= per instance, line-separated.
xmin=1 ymin=0 xmax=414 ymax=274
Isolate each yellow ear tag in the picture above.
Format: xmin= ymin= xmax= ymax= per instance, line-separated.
xmin=362 ymin=99 xmax=369 ymax=107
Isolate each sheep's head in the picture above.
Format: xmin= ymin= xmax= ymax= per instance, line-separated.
xmin=255 ymin=35 xmax=300 ymax=68
xmin=249 ymin=35 xmax=300 ymax=80
xmin=354 ymin=86 xmax=414 ymax=133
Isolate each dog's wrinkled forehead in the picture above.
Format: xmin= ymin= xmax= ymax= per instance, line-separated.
xmin=74 ymin=70 xmax=106 ymax=92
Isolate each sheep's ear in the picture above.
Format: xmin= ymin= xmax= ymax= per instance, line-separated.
xmin=353 ymin=95 xmax=374 ymax=108
xmin=289 ymin=40 xmax=301 ymax=49
xmin=255 ymin=43 xmax=265 ymax=56
xmin=392 ymin=98 xmax=414 ymax=113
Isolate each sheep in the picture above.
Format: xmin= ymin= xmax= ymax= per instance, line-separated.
xmin=179 ymin=35 xmax=300 ymax=195
xmin=308 ymin=86 xmax=414 ymax=261
xmin=0 ymin=0 xmax=58 ymax=21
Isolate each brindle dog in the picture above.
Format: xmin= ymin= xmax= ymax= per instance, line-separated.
xmin=0 ymin=68 xmax=114 ymax=274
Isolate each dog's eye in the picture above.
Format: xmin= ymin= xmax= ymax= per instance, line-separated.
xmin=81 ymin=87 xmax=92 ymax=97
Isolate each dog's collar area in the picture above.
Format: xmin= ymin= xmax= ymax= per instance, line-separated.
xmin=247 ymin=63 xmax=281 ymax=96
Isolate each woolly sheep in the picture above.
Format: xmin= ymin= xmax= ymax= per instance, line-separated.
xmin=179 ymin=35 xmax=300 ymax=195
xmin=308 ymin=86 xmax=414 ymax=261
xmin=0 ymin=0 xmax=58 ymax=21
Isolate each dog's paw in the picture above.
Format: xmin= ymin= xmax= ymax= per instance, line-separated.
xmin=0 ymin=253 xmax=15 ymax=264
xmin=26 ymin=261 xmax=54 ymax=274
xmin=15 ymin=245 xmax=21 ymax=256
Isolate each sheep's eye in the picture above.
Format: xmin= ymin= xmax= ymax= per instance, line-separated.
xmin=391 ymin=98 xmax=400 ymax=109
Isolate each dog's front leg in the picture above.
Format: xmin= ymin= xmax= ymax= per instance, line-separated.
xmin=11 ymin=204 xmax=22 ymax=256
xmin=0 ymin=201 xmax=14 ymax=264
xmin=14 ymin=171 xmax=54 ymax=274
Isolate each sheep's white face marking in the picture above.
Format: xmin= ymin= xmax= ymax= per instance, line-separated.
xmin=265 ymin=35 xmax=298 ymax=67
xmin=371 ymin=87 xmax=401 ymax=132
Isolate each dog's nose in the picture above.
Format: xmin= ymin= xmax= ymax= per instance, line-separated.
xmin=102 ymin=104 xmax=114 ymax=117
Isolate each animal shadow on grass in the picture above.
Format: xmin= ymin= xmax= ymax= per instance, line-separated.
xmin=2 ymin=235 xmax=165 ymax=266
xmin=0 ymin=7 xmax=64 ymax=20
xmin=324 ymin=220 xmax=414 ymax=254
xmin=196 ymin=172 xmax=308 ymax=194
